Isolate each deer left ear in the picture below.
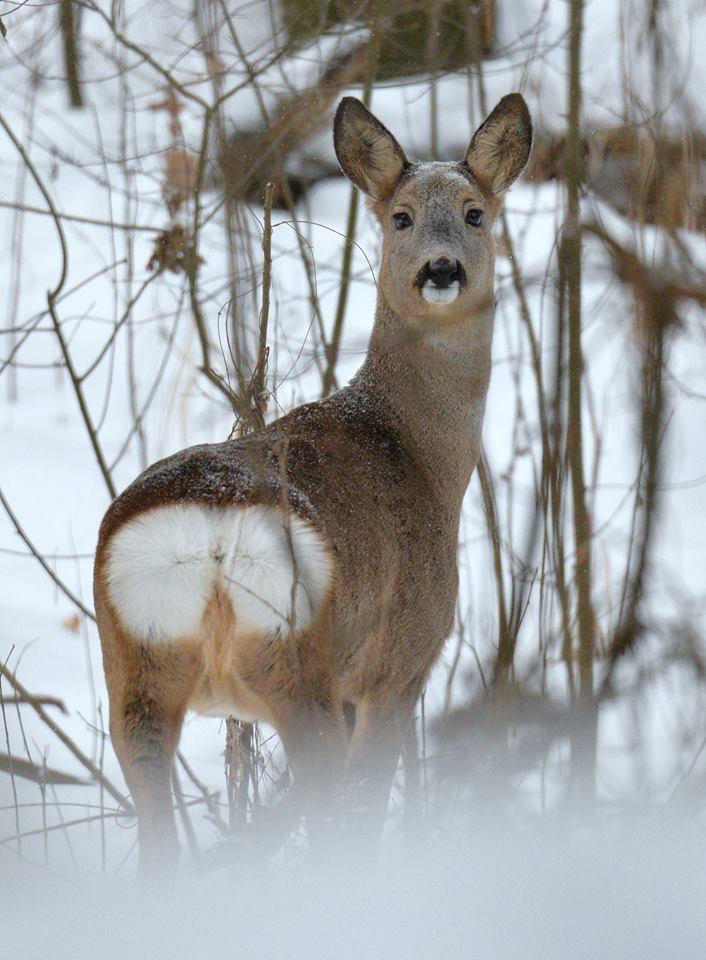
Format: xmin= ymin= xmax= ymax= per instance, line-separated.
xmin=464 ymin=93 xmax=533 ymax=195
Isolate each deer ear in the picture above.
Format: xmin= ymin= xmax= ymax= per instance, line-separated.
xmin=334 ymin=97 xmax=409 ymax=201
xmin=464 ymin=93 xmax=533 ymax=195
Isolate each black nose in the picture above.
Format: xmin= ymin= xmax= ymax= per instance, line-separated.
xmin=426 ymin=257 xmax=460 ymax=288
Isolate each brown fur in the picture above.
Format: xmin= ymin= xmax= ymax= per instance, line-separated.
xmin=94 ymin=93 xmax=532 ymax=872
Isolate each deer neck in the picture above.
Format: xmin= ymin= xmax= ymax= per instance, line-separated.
xmin=354 ymin=295 xmax=494 ymax=508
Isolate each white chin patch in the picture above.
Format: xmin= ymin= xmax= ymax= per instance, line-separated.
xmin=421 ymin=281 xmax=460 ymax=305
xmin=104 ymin=504 xmax=332 ymax=643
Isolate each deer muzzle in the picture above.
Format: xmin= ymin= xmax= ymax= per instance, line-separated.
xmin=416 ymin=257 xmax=467 ymax=305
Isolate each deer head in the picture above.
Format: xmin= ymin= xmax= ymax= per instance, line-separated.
xmin=334 ymin=94 xmax=532 ymax=326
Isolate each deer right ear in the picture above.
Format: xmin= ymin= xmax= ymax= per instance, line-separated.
xmin=334 ymin=97 xmax=409 ymax=201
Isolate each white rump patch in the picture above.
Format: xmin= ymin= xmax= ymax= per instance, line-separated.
xmin=105 ymin=504 xmax=332 ymax=643
xmin=422 ymin=281 xmax=460 ymax=305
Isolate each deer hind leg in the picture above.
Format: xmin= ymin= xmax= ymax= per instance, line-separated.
xmin=98 ymin=607 xmax=198 ymax=876
xmin=99 ymin=501 xmax=336 ymax=865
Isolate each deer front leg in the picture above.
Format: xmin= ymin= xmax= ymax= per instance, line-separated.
xmin=198 ymin=701 xmax=348 ymax=873
xmin=275 ymin=701 xmax=349 ymax=856
xmin=344 ymin=683 xmax=421 ymax=851
xmin=233 ymin=613 xmax=349 ymax=859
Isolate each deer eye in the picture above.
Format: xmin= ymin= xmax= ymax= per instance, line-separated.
xmin=465 ymin=208 xmax=483 ymax=227
xmin=393 ymin=212 xmax=413 ymax=230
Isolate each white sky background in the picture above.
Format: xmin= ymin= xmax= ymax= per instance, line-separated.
xmin=0 ymin=0 xmax=705 ymax=949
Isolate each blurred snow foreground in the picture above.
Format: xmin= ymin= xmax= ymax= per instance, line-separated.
xmin=1 ymin=0 xmax=706 ymax=947
xmin=5 ymin=820 xmax=706 ymax=960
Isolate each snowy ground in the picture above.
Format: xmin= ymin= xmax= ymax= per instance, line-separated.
xmin=1 ymin=0 xmax=705 ymax=945
xmin=5 ymin=820 xmax=706 ymax=960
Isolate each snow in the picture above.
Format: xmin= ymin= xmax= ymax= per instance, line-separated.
xmin=5 ymin=822 xmax=706 ymax=960
xmin=0 ymin=0 xmax=705 ymax=940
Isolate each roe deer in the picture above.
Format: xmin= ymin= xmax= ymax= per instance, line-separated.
xmin=94 ymin=93 xmax=532 ymax=872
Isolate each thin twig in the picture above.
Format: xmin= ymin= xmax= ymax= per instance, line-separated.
xmin=248 ymin=180 xmax=275 ymax=429
xmin=0 ymin=110 xmax=117 ymax=498
xmin=0 ymin=486 xmax=96 ymax=622
xmin=0 ymin=661 xmax=133 ymax=815
xmin=0 ymin=200 xmax=162 ymax=233
xmin=0 ymin=667 xmax=21 ymax=854
xmin=172 ymin=762 xmax=200 ymax=863
xmin=0 ymin=753 xmax=89 ymax=786
xmin=0 ymin=695 xmax=67 ymax=712
xmin=321 ymin=33 xmax=379 ymax=396
xmin=562 ymin=0 xmax=597 ymax=799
